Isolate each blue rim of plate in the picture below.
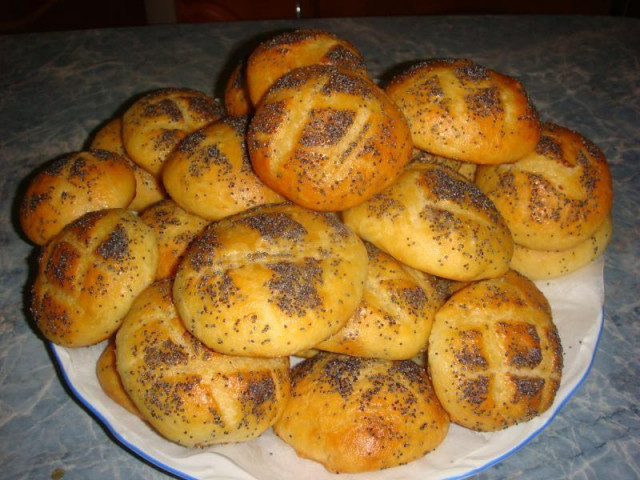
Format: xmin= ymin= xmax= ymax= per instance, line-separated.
xmin=49 ymin=305 xmax=605 ymax=480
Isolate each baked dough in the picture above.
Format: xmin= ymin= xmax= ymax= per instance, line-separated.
xmin=90 ymin=117 xmax=165 ymax=211
xmin=162 ymin=116 xmax=285 ymax=221
xmin=315 ymin=242 xmax=451 ymax=360
xmin=412 ymin=148 xmax=477 ymax=181
xmin=31 ymin=208 xmax=158 ymax=347
xmin=475 ymin=123 xmax=613 ymax=250
xmin=116 ymin=279 xmax=291 ymax=447
xmin=273 ymin=353 xmax=449 ymax=473
xmin=139 ymin=199 xmax=209 ymax=280
xmin=96 ymin=340 xmax=143 ymax=418
xmin=248 ymin=65 xmax=413 ymax=211
xmin=173 ymin=203 xmax=368 ymax=357
xmin=510 ymin=214 xmax=612 ymax=279
xmin=385 ymin=58 xmax=540 ymax=164
xmin=342 ymin=162 xmax=514 ymax=281
xmin=428 ymin=270 xmax=563 ymax=431
xmin=224 ymin=61 xmax=253 ymax=117
xmin=246 ymin=29 xmax=368 ymax=106
xmin=20 ymin=150 xmax=136 ymax=246
xmin=122 ymin=88 xmax=225 ymax=176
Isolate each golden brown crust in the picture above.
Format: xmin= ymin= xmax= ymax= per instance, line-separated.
xmin=248 ymin=65 xmax=413 ymax=211
xmin=96 ymin=340 xmax=144 ymax=418
xmin=511 ymin=214 xmax=612 ymax=279
xmin=20 ymin=150 xmax=136 ymax=246
xmin=116 ymin=279 xmax=291 ymax=447
xmin=385 ymin=59 xmax=540 ymax=164
xmin=412 ymin=148 xmax=477 ymax=181
xmin=224 ymin=61 xmax=253 ymax=117
xmin=475 ymin=123 xmax=614 ymax=250
xmin=315 ymin=243 xmax=451 ymax=360
xmin=90 ymin=117 xmax=166 ymax=211
xmin=342 ymin=162 xmax=514 ymax=281
xmin=162 ymin=116 xmax=285 ymax=221
xmin=246 ymin=29 xmax=368 ymax=106
xmin=139 ymin=199 xmax=209 ymax=280
xmin=173 ymin=203 xmax=368 ymax=357
xmin=31 ymin=209 xmax=158 ymax=347
xmin=122 ymin=88 xmax=225 ymax=177
xmin=427 ymin=270 xmax=563 ymax=431
xmin=274 ymin=353 xmax=449 ymax=473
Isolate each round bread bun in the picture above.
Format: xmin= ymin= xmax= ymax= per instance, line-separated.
xmin=273 ymin=353 xmax=450 ymax=473
xmin=139 ymin=199 xmax=209 ymax=280
xmin=173 ymin=203 xmax=368 ymax=357
xmin=96 ymin=340 xmax=143 ymax=418
xmin=511 ymin=214 xmax=612 ymax=279
xmin=315 ymin=242 xmax=451 ymax=360
xmin=224 ymin=61 xmax=253 ymax=117
xmin=385 ymin=58 xmax=540 ymax=164
xmin=412 ymin=148 xmax=477 ymax=181
xmin=342 ymin=162 xmax=514 ymax=281
xmin=475 ymin=123 xmax=614 ymax=251
xmin=31 ymin=209 xmax=158 ymax=347
xmin=162 ymin=116 xmax=285 ymax=221
xmin=20 ymin=150 xmax=136 ymax=246
xmin=122 ymin=88 xmax=225 ymax=177
xmin=427 ymin=270 xmax=563 ymax=431
xmin=116 ymin=279 xmax=291 ymax=447
xmin=246 ymin=29 xmax=368 ymax=106
xmin=90 ymin=117 xmax=165 ymax=211
xmin=248 ymin=65 xmax=413 ymax=211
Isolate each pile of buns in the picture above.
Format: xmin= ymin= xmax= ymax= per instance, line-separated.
xmin=19 ymin=29 xmax=612 ymax=474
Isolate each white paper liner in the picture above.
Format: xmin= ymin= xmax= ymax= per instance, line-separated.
xmin=52 ymin=257 xmax=605 ymax=480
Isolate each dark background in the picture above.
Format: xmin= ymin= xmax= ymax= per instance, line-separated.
xmin=2 ymin=0 xmax=639 ymax=35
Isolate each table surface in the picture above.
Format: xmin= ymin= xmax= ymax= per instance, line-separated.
xmin=1 ymin=15 xmax=638 ymax=480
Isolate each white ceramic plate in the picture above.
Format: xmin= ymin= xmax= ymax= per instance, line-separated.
xmin=51 ymin=258 xmax=605 ymax=480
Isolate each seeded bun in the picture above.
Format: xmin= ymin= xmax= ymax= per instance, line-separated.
xmin=31 ymin=209 xmax=158 ymax=347
xmin=274 ymin=353 xmax=450 ymax=473
xmin=342 ymin=162 xmax=514 ymax=281
xmin=385 ymin=59 xmax=540 ymax=164
xmin=511 ymin=214 xmax=612 ymax=279
xmin=248 ymin=65 xmax=413 ymax=211
xmin=315 ymin=243 xmax=451 ymax=360
xmin=428 ymin=270 xmax=563 ymax=431
xmin=475 ymin=123 xmax=613 ymax=251
xmin=116 ymin=279 xmax=291 ymax=447
xmin=90 ymin=117 xmax=165 ymax=211
xmin=162 ymin=116 xmax=285 ymax=221
xmin=246 ymin=29 xmax=368 ymax=106
xmin=96 ymin=340 xmax=143 ymax=418
xmin=173 ymin=203 xmax=368 ymax=357
xmin=412 ymin=149 xmax=477 ymax=181
xmin=122 ymin=88 xmax=225 ymax=176
xmin=139 ymin=199 xmax=209 ymax=280
xmin=19 ymin=150 xmax=136 ymax=246
xmin=224 ymin=61 xmax=253 ymax=117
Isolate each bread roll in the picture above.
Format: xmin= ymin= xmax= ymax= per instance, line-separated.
xmin=412 ymin=148 xmax=477 ymax=181
xmin=31 ymin=209 xmax=158 ymax=347
xmin=248 ymin=65 xmax=413 ymax=211
xmin=428 ymin=270 xmax=563 ymax=431
xmin=173 ymin=203 xmax=368 ymax=357
xmin=475 ymin=123 xmax=613 ymax=250
xmin=246 ymin=29 xmax=367 ymax=106
xmin=342 ymin=162 xmax=514 ymax=281
xmin=116 ymin=279 xmax=291 ymax=447
xmin=139 ymin=199 xmax=209 ymax=280
xmin=20 ymin=150 xmax=136 ymax=246
xmin=90 ymin=117 xmax=165 ymax=211
xmin=315 ymin=243 xmax=451 ymax=360
xmin=122 ymin=88 xmax=225 ymax=176
xmin=274 ymin=353 xmax=449 ymax=473
xmin=224 ymin=61 xmax=253 ymax=117
xmin=385 ymin=59 xmax=540 ymax=164
xmin=511 ymin=214 xmax=612 ymax=279
xmin=96 ymin=340 xmax=143 ymax=418
xmin=162 ymin=116 xmax=285 ymax=221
